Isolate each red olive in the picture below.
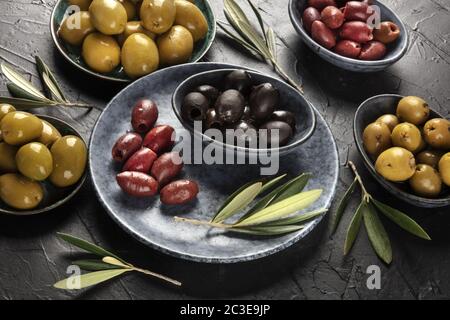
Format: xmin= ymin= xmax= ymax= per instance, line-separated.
xmin=160 ymin=180 xmax=199 ymax=205
xmin=116 ymin=171 xmax=159 ymax=197
xmin=373 ymin=21 xmax=400 ymax=44
xmin=308 ymin=0 xmax=336 ymax=10
xmin=321 ymin=6 xmax=344 ymax=29
xmin=122 ymin=147 xmax=157 ymax=173
xmin=339 ymin=21 xmax=373 ymax=43
xmin=112 ymin=132 xmax=142 ymax=163
xmin=143 ymin=125 xmax=175 ymax=154
xmin=359 ymin=40 xmax=387 ymax=60
xmin=311 ymin=20 xmax=336 ymax=49
xmin=343 ymin=1 xmax=371 ymax=22
xmin=151 ymin=152 xmax=184 ymax=186
xmin=302 ymin=7 xmax=321 ymax=32
xmin=334 ymin=40 xmax=362 ymax=58
xmin=131 ymin=99 xmax=158 ymax=134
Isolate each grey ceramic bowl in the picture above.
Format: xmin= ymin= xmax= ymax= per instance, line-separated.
xmin=354 ymin=94 xmax=450 ymax=208
xmin=0 ymin=115 xmax=88 ymax=215
xmin=172 ymin=69 xmax=316 ymax=156
xmin=288 ymin=0 xmax=409 ymax=72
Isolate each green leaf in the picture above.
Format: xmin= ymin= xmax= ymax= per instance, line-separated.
xmin=230 ymin=224 xmax=304 ymax=236
xmin=212 ymin=182 xmax=263 ymax=223
xmin=35 ymin=56 xmax=68 ymax=103
xmin=246 ymin=0 xmax=267 ymax=45
xmin=217 ymin=21 xmax=260 ymax=56
xmin=266 ymin=27 xmax=277 ymax=59
xmin=259 ymin=208 xmax=327 ymax=226
xmin=372 ymin=199 xmax=431 ymax=240
xmin=0 ymin=97 xmax=55 ymax=109
xmin=363 ymin=203 xmax=392 ymax=264
xmin=72 ymin=259 xmax=123 ymax=271
xmin=343 ymin=201 xmax=364 ymax=255
xmin=332 ymin=178 xmax=358 ymax=234
xmin=54 ymin=269 xmax=130 ymax=290
xmin=236 ymin=189 xmax=322 ymax=227
xmin=102 ymin=256 xmax=132 ymax=269
xmin=260 ymin=174 xmax=287 ymax=194
xmin=6 ymin=83 xmax=47 ymax=102
xmin=0 ymin=63 xmax=49 ymax=101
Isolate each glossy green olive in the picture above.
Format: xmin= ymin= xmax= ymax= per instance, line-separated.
xmin=0 ymin=104 xmax=16 ymax=121
xmin=396 ymin=96 xmax=430 ymax=125
xmin=58 ymin=11 xmax=95 ymax=46
xmin=68 ymin=0 xmax=92 ymax=11
xmin=416 ymin=150 xmax=443 ymax=168
xmin=391 ymin=122 xmax=424 ymax=153
xmin=119 ymin=0 xmax=136 ymax=20
xmin=375 ymin=147 xmax=416 ymax=182
xmin=0 ymin=143 xmax=18 ymax=173
xmin=439 ymin=153 xmax=450 ymax=187
xmin=409 ymin=164 xmax=442 ymax=198
xmin=0 ymin=111 xmax=43 ymax=146
xmin=140 ymin=0 xmax=176 ymax=34
xmin=50 ymin=136 xmax=87 ymax=187
xmin=157 ymin=25 xmax=193 ymax=65
xmin=37 ymin=120 xmax=62 ymax=147
xmin=121 ymin=33 xmax=159 ymax=78
xmin=363 ymin=122 xmax=392 ymax=157
xmin=82 ymin=33 xmax=121 ymax=73
xmin=0 ymin=173 xmax=44 ymax=210
xmin=174 ymin=0 xmax=208 ymax=42
xmin=16 ymin=142 xmax=53 ymax=181
xmin=89 ymin=0 xmax=127 ymax=35
xmin=117 ymin=20 xmax=155 ymax=45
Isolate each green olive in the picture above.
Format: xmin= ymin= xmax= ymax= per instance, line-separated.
xmin=16 ymin=142 xmax=53 ymax=181
xmin=396 ymin=96 xmax=430 ymax=125
xmin=0 ymin=143 xmax=18 ymax=173
xmin=119 ymin=0 xmax=136 ymax=20
xmin=157 ymin=25 xmax=193 ymax=66
xmin=82 ymin=33 xmax=121 ymax=73
xmin=409 ymin=164 xmax=442 ymax=198
xmin=0 ymin=173 xmax=44 ymax=210
xmin=0 ymin=111 xmax=43 ymax=146
xmin=50 ymin=136 xmax=87 ymax=187
xmin=58 ymin=11 xmax=95 ymax=46
xmin=391 ymin=122 xmax=424 ymax=153
xmin=117 ymin=21 xmax=155 ymax=45
xmin=423 ymin=118 xmax=450 ymax=150
xmin=416 ymin=150 xmax=443 ymax=168
xmin=376 ymin=114 xmax=399 ymax=132
xmin=375 ymin=147 xmax=416 ymax=182
xmin=0 ymin=104 xmax=16 ymax=121
xmin=363 ymin=122 xmax=392 ymax=158
xmin=68 ymin=0 xmax=92 ymax=11
xmin=140 ymin=0 xmax=176 ymax=34
xmin=439 ymin=152 xmax=450 ymax=187
xmin=89 ymin=0 xmax=127 ymax=35
xmin=121 ymin=33 xmax=159 ymax=78
xmin=174 ymin=0 xmax=208 ymax=42
xmin=37 ymin=120 xmax=62 ymax=147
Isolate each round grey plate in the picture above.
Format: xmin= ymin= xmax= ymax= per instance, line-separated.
xmin=90 ymin=62 xmax=339 ymax=263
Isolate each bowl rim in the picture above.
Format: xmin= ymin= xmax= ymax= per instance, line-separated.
xmin=50 ymin=0 xmax=217 ymax=83
xmin=288 ymin=0 xmax=410 ymax=67
xmin=0 ymin=115 xmax=88 ymax=216
xmin=353 ymin=94 xmax=450 ymax=207
xmin=171 ymin=68 xmax=317 ymax=155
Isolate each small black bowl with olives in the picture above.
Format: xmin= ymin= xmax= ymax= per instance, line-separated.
xmin=172 ymin=69 xmax=316 ymax=156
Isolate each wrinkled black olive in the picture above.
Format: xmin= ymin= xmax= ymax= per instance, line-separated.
xmin=233 ymin=120 xmax=258 ymax=147
xmin=249 ymin=83 xmax=279 ymax=121
xmin=214 ymin=89 xmax=246 ymax=124
xmin=224 ymin=70 xmax=253 ymax=94
xmin=182 ymin=92 xmax=209 ymax=122
xmin=259 ymin=121 xmax=293 ymax=147
xmin=204 ymin=108 xmax=223 ymax=130
xmin=269 ymin=110 xmax=296 ymax=130
xmin=194 ymin=85 xmax=220 ymax=105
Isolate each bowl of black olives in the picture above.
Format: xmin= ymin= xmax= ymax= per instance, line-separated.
xmin=172 ymin=69 xmax=316 ymax=156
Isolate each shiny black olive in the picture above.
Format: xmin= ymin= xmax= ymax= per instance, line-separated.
xmin=259 ymin=121 xmax=293 ymax=147
xmin=204 ymin=108 xmax=223 ymax=130
xmin=224 ymin=70 xmax=252 ymax=95
xmin=194 ymin=85 xmax=220 ymax=105
xmin=182 ymin=92 xmax=209 ymax=122
xmin=233 ymin=120 xmax=258 ymax=147
xmin=269 ymin=110 xmax=296 ymax=130
xmin=214 ymin=89 xmax=246 ymax=124
xmin=249 ymin=83 xmax=279 ymax=121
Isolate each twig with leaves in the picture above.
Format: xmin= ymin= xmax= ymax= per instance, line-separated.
xmin=218 ymin=0 xmax=304 ymax=94
xmin=53 ymin=233 xmax=181 ymax=290
xmin=175 ymin=173 xmax=327 ymax=236
xmin=332 ymin=161 xmax=431 ymax=265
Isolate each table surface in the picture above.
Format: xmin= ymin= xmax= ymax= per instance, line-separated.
xmin=0 ymin=0 xmax=449 ymax=300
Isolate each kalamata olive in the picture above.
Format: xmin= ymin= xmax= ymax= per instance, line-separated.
xmin=233 ymin=120 xmax=258 ymax=147
xmin=151 ymin=152 xmax=183 ymax=186
xmin=112 ymin=132 xmax=142 ymax=162
xmin=343 ymin=1 xmax=370 ymax=21
xmin=311 ymin=20 xmax=336 ymax=49
xmin=160 ymin=179 xmax=199 ymax=205
xmin=204 ymin=108 xmax=223 ymax=130
xmin=181 ymin=92 xmax=209 ymax=122
xmin=194 ymin=85 xmax=220 ymax=105
xmin=143 ymin=125 xmax=175 ymax=154
xmin=269 ymin=110 xmax=296 ymax=130
xmin=223 ymin=70 xmax=252 ymax=95
xmin=302 ymin=7 xmax=321 ymax=32
xmin=259 ymin=121 xmax=293 ymax=147
xmin=373 ymin=21 xmax=400 ymax=44
xmin=131 ymin=99 xmax=158 ymax=134
xmin=334 ymin=39 xmax=362 ymax=58
xmin=249 ymin=83 xmax=279 ymax=121
xmin=122 ymin=147 xmax=157 ymax=173
xmin=321 ymin=6 xmax=344 ymax=29
xmin=340 ymin=21 xmax=373 ymax=43
xmin=308 ymin=0 xmax=336 ymax=10
xmin=215 ymin=89 xmax=246 ymax=124
xmin=359 ymin=41 xmax=386 ymax=60
xmin=116 ymin=171 xmax=159 ymax=197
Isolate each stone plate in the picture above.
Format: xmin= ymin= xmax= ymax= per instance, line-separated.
xmin=89 ymin=62 xmax=339 ymax=263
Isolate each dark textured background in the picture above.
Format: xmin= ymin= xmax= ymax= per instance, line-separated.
xmin=0 ymin=0 xmax=449 ymax=300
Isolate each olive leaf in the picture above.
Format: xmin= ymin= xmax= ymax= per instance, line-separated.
xmin=54 ymin=269 xmax=131 ymax=290
xmin=6 ymin=83 xmax=48 ymax=102
xmin=35 ymin=56 xmax=68 ymax=103
xmin=266 ymin=27 xmax=277 ymax=59
xmin=332 ymin=178 xmax=358 ymax=234
xmin=260 ymin=174 xmax=287 ymax=194
xmin=258 ymin=208 xmax=327 ymax=226
xmin=363 ymin=203 xmax=393 ymax=264
xmin=343 ymin=201 xmax=364 ymax=255
xmin=1 ymin=63 xmax=49 ymax=101
xmin=72 ymin=259 xmax=123 ymax=271
xmin=0 ymin=97 xmax=55 ymax=109
xmin=231 ymin=224 xmax=304 ymax=236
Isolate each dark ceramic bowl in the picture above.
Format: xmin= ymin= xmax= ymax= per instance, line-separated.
xmin=354 ymin=94 xmax=450 ymax=208
xmin=172 ymin=68 xmax=316 ymax=156
xmin=288 ymin=0 xmax=409 ymax=72
xmin=50 ymin=0 xmax=217 ymax=82
xmin=0 ymin=115 xmax=88 ymax=215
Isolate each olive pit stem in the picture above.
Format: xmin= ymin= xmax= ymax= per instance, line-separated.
xmin=348 ymin=161 xmax=371 ymax=202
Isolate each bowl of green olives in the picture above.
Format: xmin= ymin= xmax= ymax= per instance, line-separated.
xmin=0 ymin=109 xmax=88 ymax=215
xmin=172 ymin=69 xmax=316 ymax=156
xmin=354 ymin=94 xmax=450 ymax=208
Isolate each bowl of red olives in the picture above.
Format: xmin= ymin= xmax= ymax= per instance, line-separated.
xmin=172 ymin=69 xmax=316 ymax=156
xmin=289 ymin=0 xmax=409 ymax=72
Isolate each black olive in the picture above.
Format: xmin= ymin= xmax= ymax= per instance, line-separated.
xmin=259 ymin=121 xmax=293 ymax=147
xmin=194 ymin=85 xmax=220 ymax=105
xmin=224 ymin=70 xmax=252 ymax=95
xmin=242 ymin=106 xmax=252 ymax=120
xmin=214 ymin=89 xmax=246 ymax=125
xmin=181 ymin=92 xmax=209 ymax=122
xmin=204 ymin=108 xmax=223 ymax=130
xmin=228 ymin=121 xmax=258 ymax=147
xmin=249 ymin=83 xmax=279 ymax=121
xmin=269 ymin=110 xmax=296 ymax=131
